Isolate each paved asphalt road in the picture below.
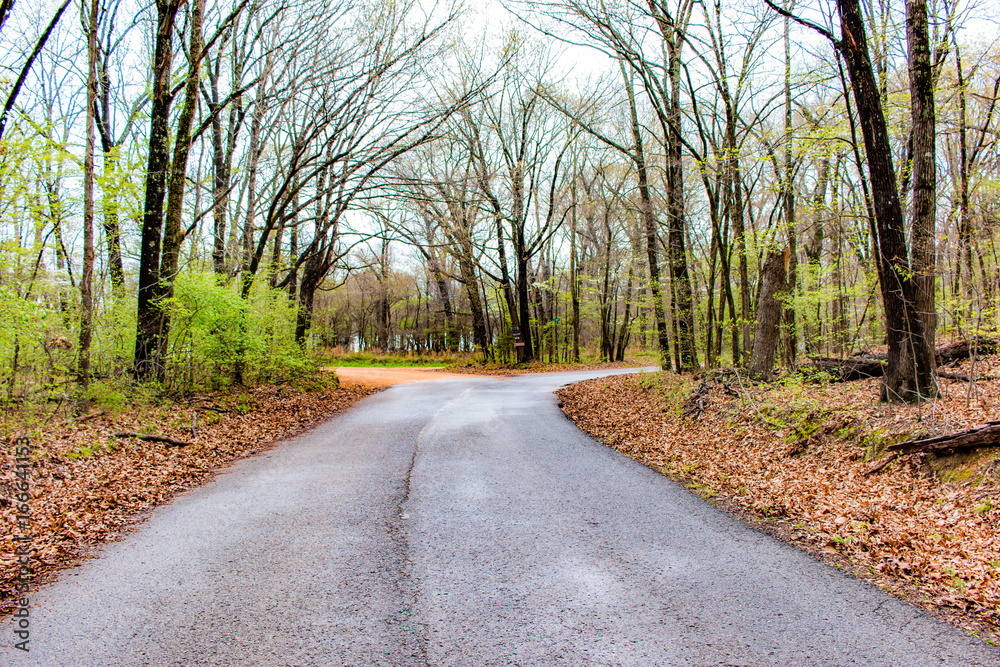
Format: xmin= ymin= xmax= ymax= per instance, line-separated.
xmin=3 ymin=368 xmax=998 ymax=666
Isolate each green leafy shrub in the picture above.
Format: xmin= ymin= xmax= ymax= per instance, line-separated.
xmin=163 ymin=273 xmax=308 ymax=392
xmin=81 ymin=379 xmax=129 ymax=412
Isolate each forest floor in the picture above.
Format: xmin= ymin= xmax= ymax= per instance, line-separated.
xmin=0 ymin=378 xmax=381 ymax=616
xmin=559 ymin=355 xmax=1000 ymax=645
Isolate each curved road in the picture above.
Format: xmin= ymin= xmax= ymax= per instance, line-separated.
xmin=4 ymin=369 xmax=998 ymax=666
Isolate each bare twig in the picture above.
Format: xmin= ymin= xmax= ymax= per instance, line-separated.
xmin=60 ymin=410 xmax=106 ymax=426
xmin=865 ymin=452 xmax=899 ymax=476
xmin=113 ymin=432 xmax=192 ymax=447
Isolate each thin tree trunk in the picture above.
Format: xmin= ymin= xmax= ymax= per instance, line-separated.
xmin=831 ymin=155 xmax=847 ymax=355
xmin=783 ymin=1 xmax=798 ymax=369
xmin=78 ymin=0 xmax=98 ymax=392
xmin=722 ymin=114 xmax=750 ymax=368
xmin=806 ymin=156 xmax=829 ymax=353
xmin=95 ymin=51 xmax=125 ymax=294
xmin=570 ymin=156 xmax=581 ymax=363
xmin=287 ymin=190 xmax=299 ymax=301
xmin=623 ymin=62 xmax=669 ymax=367
xmin=457 ymin=252 xmax=488 ymax=355
xmin=955 ymin=45 xmax=973 ymax=313
xmin=100 ymin=148 xmax=125 ymax=293
xmin=667 ymin=46 xmax=697 ymax=371
xmin=616 ymin=254 xmax=636 ymax=362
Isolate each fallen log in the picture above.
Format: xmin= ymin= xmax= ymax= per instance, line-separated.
xmin=935 ymin=337 xmax=998 ymax=365
xmin=801 ymin=338 xmax=999 ymax=383
xmin=59 ymin=410 xmax=106 ymax=426
xmin=798 ymin=357 xmax=886 ymax=381
xmin=886 ymin=421 xmax=1000 ymax=456
xmin=866 ymin=421 xmax=1000 ymax=475
xmin=113 ymin=432 xmax=192 ymax=447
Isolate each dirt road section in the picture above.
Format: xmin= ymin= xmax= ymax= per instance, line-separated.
xmin=330 ymin=366 xmax=483 ymax=386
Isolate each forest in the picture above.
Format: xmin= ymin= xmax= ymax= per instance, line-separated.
xmin=1 ymin=0 xmax=998 ymax=404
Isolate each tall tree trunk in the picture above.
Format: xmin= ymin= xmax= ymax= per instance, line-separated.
xmin=623 ymin=62 xmax=669 ymax=367
xmin=830 ymin=155 xmax=848 ymax=355
xmin=287 ymin=213 xmax=298 ymax=302
xmin=705 ymin=204 xmax=719 ymax=369
xmin=95 ymin=53 xmax=125 ymax=295
xmin=134 ymin=0 xmax=182 ymax=380
xmin=724 ymin=110 xmax=750 ymax=367
xmin=783 ymin=1 xmax=798 ymax=370
xmin=207 ymin=49 xmax=242 ymax=277
xmin=491 ymin=202 xmax=521 ymax=356
xmin=457 ymin=251 xmax=488 ymax=355
xmin=837 ymin=0 xmax=935 ymax=402
xmin=806 ymin=156 xmax=829 ymax=353
xmin=570 ymin=166 xmax=581 ymax=363
xmin=268 ymin=217 xmax=284 ymax=287
xmin=616 ymin=252 xmax=636 ymax=362
xmin=515 ymin=233 xmax=535 ymax=362
xmin=156 ymin=0 xmax=205 ymax=380
xmin=666 ymin=44 xmax=698 ymax=371
xmin=907 ymin=0 xmax=937 ymax=368
xmin=240 ymin=58 xmax=271 ymax=286
xmin=748 ymin=248 xmax=789 ymax=379
xmin=954 ymin=44 xmax=974 ymax=318
xmin=100 ymin=148 xmax=125 ymax=294
xmin=295 ymin=274 xmax=319 ymax=347
xmin=428 ymin=254 xmax=453 ymax=350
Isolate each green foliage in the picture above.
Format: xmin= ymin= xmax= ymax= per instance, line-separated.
xmin=858 ymin=428 xmax=896 ymax=459
xmin=163 ymin=272 xmax=309 ymax=392
xmin=0 ymin=283 xmax=76 ymax=403
xmin=636 ymin=372 xmax=690 ymax=414
xmin=66 ymin=445 xmax=96 ymax=460
xmin=494 ymin=328 xmax=516 ymax=364
xmin=81 ymin=379 xmax=129 ymax=413
xmin=233 ymin=393 xmax=252 ymax=414
xmin=291 ymin=370 xmax=339 ymax=392
xmin=747 ymin=375 xmax=845 ymax=449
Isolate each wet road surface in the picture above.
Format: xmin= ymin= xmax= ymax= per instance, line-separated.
xmin=3 ymin=368 xmax=998 ymax=666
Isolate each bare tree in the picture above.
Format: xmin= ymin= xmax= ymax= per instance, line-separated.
xmin=767 ymin=0 xmax=935 ymax=401
xmin=520 ymin=0 xmax=699 ymax=369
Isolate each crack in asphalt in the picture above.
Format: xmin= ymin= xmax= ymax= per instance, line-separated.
xmin=389 ymin=384 xmax=480 ymax=667
xmin=386 ymin=413 xmax=429 ymax=667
